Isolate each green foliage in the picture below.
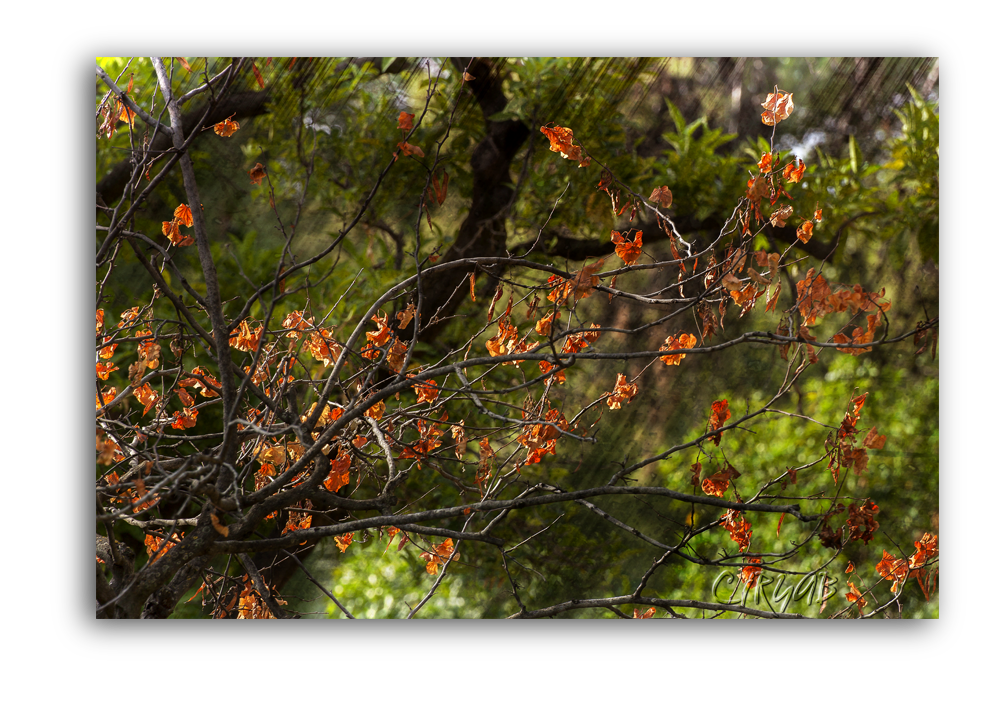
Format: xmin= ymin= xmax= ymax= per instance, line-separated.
xmin=669 ymin=352 xmax=937 ymax=618
xmin=325 ymin=537 xmax=485 ymax=619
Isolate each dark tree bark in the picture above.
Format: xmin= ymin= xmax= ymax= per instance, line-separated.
xmin=408 ymin=57 xmax=530 ymax=343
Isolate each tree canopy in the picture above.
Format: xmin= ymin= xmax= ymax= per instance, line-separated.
xmin=95 ymin=57 xmax=938 ymax=620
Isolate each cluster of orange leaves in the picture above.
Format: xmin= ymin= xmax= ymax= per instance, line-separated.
xmin=162 ymin=203 xmax=195 ymax=247
xmin=394 ymin=112 xmax=424 ymax=157
xmin=746 ymin=125 xmax=813 ymax=242
xmin=760 ymin=90 xmax=794 ymax=126
xmin=485 ymin=311 xmax=524 ymax=362
xmin=411 ymin=376 xmax=439 ymax=405
xmin=98 ymin=75 xmax=137 ymax=139
xmin=741 ymin=558 xmax=763 ymax=589
xmin=690 ymin=459 xmax=754 ymax=578
xmin=325 ymin=445 xmax=352 ymax=493
xmin=814 ymin=396 xmax=888 ymax=556
xmin=659 ymin=332 xmax=697 ymax=366
xmin=546 ymin=258 xmax=606 ymax=307
xmin=361 ymin=312 xmax=407 ymax=372
xmin=236 ymin=576 xmax=281 ymax=620
xmin=145 ymin=531 xmax=183 ymax=564
xmin=230 ymin=319 xmax=264 ymax=352
xmin=160 ymin=367 xmax=219 ymax=431
xmin=420 ymin=538 xmax=459 ymax=575
xmin=697 ymin=463 xmax=741 ymax=500
xmin=334 ymin=533 xmax=353 ymax=553
xmin=604 ymin=373 xmax=637 ymax=410
xmin=845 ymin=501 xmax=880 ymax=545
xmin=875 ymin=533 xmax=939 ymax=598
xmin=273 ymin=310 xmax=346 ymax=369
xmin=764 ymin=160 xmax=811 ymax=247
xmin=723 ymin=508 xmax=753 ymax=552
xmin=281 ymin=502 xmax=313 ymax=543
xmin=400 ymin=416 xmax=447 ymax=467
xmin=100 ymin=305 xmax=313 ymax=445
xmin=796 ymin=268 xmax=891 ymax=329
xmin=844 ymin=533 xmax=938 ymax=613
xmin=518 ymin=406 xmax=570 ymax=467
xmin=539 ymin=325 xmax=601 ymax=385
xmin=830 ymin=392 xmax=887 ymax=483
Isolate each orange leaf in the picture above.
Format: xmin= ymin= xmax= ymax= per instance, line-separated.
xmin=397 ymin=112 xmax=415 ymax=131
xmin=605 ymin=373 xmax=637 ymax=410
xmin=418 ymin=538 xmax=459 ymax=575
xmin=863 ymin=427 xmax=887 ymax=450
xmin=539 ymin=125 xmax=583 ymax=162
xmin=412 ymin=377 xmax=439 ymax=405
xmin=334 ymin=533 xmax=353 ymax=553
xmin=649 ymin=185 xmax=672 ymax=207
xmin=214 ymin=116 xmax=240 ymax=137
xmin=845 ymin=581 xmax=866 ymax=612
xmin=396 ymin=141 xmax=424 ymax=158
xmin=534 ymin=311 xmax=560 ymax=336
xmin=173 ymin=203 xmax=192 ymax=227
xmin=757 ymin=152 xmax=773 ymax=173
xmin=432 ymin=171 xmax=449 ymax=205
xmin=797 ymin=220 xmax=814 ymax=244
xmin=248 ymin=162 xmax=266 ymax=185
xmin=659 ymin=332 xmax=697 ymax=366
xmin=486 ymin=284 xmax=504 ymax=320
xmin=740 ymin=558 xmax=762 ymax=588
xmin=769 ymin=205 xmax=794 ymax=228
xmin=170 ymin=407 xmax=198 ymax=430
xmin=569 ymin=257 xmax=607 ymax=301
xmin=633 ymin=607 xmax=656 ymax=619
xmin=613 ymin=230 xmax=643 ymax=266
xmin=746 ymin=175 xmax=767 ymax=203
xmin=707 ymin=399 xmax=731 ymax=445
xmin=761 ymin=91 xmax=794 ymax=126
xmin=783 ymin=159 xmax=806 ymax=183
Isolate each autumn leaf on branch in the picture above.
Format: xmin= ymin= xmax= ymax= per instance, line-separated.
xmin=707 ymin=399 xmax=731 ymax=445
xmin=659 ymin=333 xmax=697 ymax=366
xmin=761 ymin=90 xmax=794 ymax=126
xmin=395 ymin=141 xmax=424 ymax=158
xmin=613 ymin=230 xmax=643 ymax=265
xmin=649 ymin=185 xmax=672 ymax=207
xmin=419 ymin=538 xmax=459 ymax=575
xmin=540 ymin=124 xmax=583 ymax=163
xmin=604 ymin=373 xmax=638 ymax=410
xmin=397 ymin=111 xmax=415 ymax=131
xmin=213 ymin=116 xmax=240 ymax=137
xmin=248 ymin=162 xmax=266 ymax=185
